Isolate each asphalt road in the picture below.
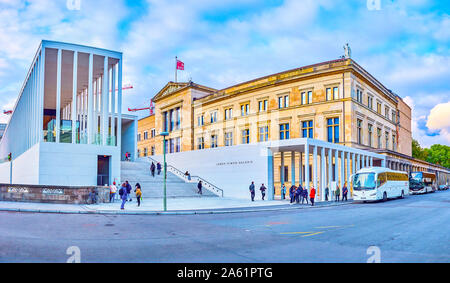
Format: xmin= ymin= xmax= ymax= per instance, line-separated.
xmin=0 ymin=190 xmax=449 ymax=263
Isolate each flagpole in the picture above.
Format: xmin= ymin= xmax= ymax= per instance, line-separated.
xmin=175 ymin=56 xmax=177 ymax=83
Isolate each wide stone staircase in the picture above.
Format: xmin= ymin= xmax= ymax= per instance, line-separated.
xmin=120 ymin=159 xmax=218 ymax=198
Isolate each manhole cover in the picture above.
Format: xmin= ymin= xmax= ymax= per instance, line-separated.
xmin=105 ymin=223 xmax=115 ymax=227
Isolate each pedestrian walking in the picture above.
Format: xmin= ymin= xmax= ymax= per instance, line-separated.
xmin=342 ymin=183 xmax=348 ymax=202
xmin=289 ymin=185 xmax=295 ymax=204
xmin=260 ymin=184 xmax=267 ymax=200
xmin=310 ymin=186 xmax=316 ymax=206
xmin=295 ymin=185 xmax=302 ymax=204
xmin=335 ymin=185 xmax=341 ymax=202
xmin=157 ymin=162 xmax=162 ymax=175
xmin=302 ymin=187 xmax=309 ymax=204
xmin=249 ymin=181 xmax=255 ymax=201
xmin=150 ymin=162 xmax=156 ymax=177
xmin=281 ymin=184 xmax=286 ymax=200
xmin=119 ymin=183 xmax=128 ymax=210
xmin=88 ymin=188 xmax=98 ymax=204
xmin=125 ymin=181 xmax=132 ymax=201
xmin=185 ymin=171 xmax=191 ymax=181
xmin=110 ymin=182 xmax=117 ymax=203
xmin=325 ymin=186 xmax=329 ymax=201
xmin=197 ymin=180 xmax=203 ymax=195
xmin=135 ymin=183 xmax=142 ymax=207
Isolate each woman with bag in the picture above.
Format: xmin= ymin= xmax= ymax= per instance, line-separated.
xmin=135 ymin=183 xmax=142 ymax=207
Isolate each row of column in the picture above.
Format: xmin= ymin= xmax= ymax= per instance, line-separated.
xmin=276 ymin=146 xmax=379 ymax=201
xmin=53 ymin=49 xmax=122 ymax=147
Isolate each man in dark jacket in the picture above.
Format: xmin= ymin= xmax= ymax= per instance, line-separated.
xmin=289 ymin=185 xmax=295 ymax=203
xmin=260 ymin=184 xmax=267 ymax=200
xmin=156 ymin=162 xmax=162 ymax=175
xmin=249 ymin=182 xmax=255 ymax=201
xmin=302 ymin=187 xmax=309 ymax=204
xmin=295 ymin=186 xmax=302 ymax=204
xmin=150 ymin=162 xmax=156 ymax=177
xmin=125 ymin=181 xmax=132 ymax=201
xmin=197 ymin=181 xmax=203 ymax=195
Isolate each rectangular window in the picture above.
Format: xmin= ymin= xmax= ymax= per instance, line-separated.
xmin=197 ymin=137 xmax=204 ymax=150
xmin=144 ymin=131 xmax=148 ymax=140
xmin=333 ymin=87 xmax=339 ymax=100
xmin=326 ymin=88 xmax=332 ymax=101
xmin=392 ymin=134 xmax=396 ymax=151
xmin=302 ymin=120 xmax=313 ymax=138
xmin=392 ymin=110 xmax=397 ymax=123
xmin=377 ymin=103 xmax=382 ymax=114
xmin=242 ymin=129 xmax=250 ymax=144
xmin=151 ymin=129 xmax=156 ymax=138
xmin=144 ymin=148 xmax=148 ymax=157
xmin=301 ymin=92 xmax=306 ymax=105
xmin=225 ymin=108 xmax=233 ymax=120
xmin=259 ymin=126 xmax=269 ymax=142
xmin=357 ymin=119 xmax=363 ymax=144
xmin=327 ymin=118 xmax=340 ymax=143
xmin=137 ymin=133 xmax=141 ymax=142
xmin=198 ymin=115 xmax=204 ymax=126
xmin=278 ymin=95 xmax=289 ymax=109
xmin=377 ymin=128 xmax=382 ymax=149
xmin=211 ymin=135 xmax=218 ymax=148
xmin=368 ymin=96 xmax=373 ymax=109
xmin=385 ymin=131 xmax=389 ymax=149
xmin=308 ymin=91 xmax=312 ymax=104
xmin=368 ymin=124 xmax=373 ymax=147
xmin=151 ymin=146 xmax=155 ymax=156
xmin=385 ymin=107 xmax=389 ymax=119
xmin=280 ymin=123 xmax=290 ymax=140
xmin=225 ymin=132 xmax=233 ymax=146
xmin=210 ymin=111 xmax=218 ymax=123
xmin=241 ymin=104 xmax=249 ymax=116
xmin=258 ymin=100 xmax=268 ymax=112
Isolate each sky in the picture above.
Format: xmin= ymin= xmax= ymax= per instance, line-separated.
xmin=0 ymin=0 xmax=449 ymax=148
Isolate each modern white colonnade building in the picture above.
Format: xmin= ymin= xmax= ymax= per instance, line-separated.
xmin=0 ymin=40 xmax=137 ymax=186
xmin=267 ymin=138 xmax=387 ymax=201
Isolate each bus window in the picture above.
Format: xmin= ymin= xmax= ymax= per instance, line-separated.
xmin=353 ymin=173 xmax=376 ymax=190
xmin=377 ymin=173 xmax=387 ymax=188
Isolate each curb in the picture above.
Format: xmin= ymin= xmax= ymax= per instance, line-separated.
xmin=0 ymin=202 xmax=353 ymax=215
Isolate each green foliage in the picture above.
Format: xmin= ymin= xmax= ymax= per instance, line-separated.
xmin=412 ymin=139 xmax=450 ymax=169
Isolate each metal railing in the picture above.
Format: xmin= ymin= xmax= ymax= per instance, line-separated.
xmin=145 ymin=156 xmax=224 ymax=197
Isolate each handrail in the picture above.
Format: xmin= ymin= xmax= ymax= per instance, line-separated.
xmin=144 ymin=156 xmax=224 ymax=197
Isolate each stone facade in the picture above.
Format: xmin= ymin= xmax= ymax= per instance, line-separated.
xmin=0 ymin=184 xmax=110 ymax=204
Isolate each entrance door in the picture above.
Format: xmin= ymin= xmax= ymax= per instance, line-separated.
xmin=97 ymin=155 xmax=110 ymax=186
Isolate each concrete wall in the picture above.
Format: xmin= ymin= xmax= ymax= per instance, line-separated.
xmin=121 ymin=118 xmax=137 ymax=162
xmin=11 ymin=143 xmax=40 ymax=185
xmin=38 ymin=142 xmax=121 ymax=186
xmin=0 ymin=162 xmax=11 ymax=184
xmin=151 ymin=143 xmax=270 ymax=199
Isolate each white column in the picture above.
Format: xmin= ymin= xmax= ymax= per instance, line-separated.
xmin=87 ymin=53 xmax=93 ymax=145
xmin=291 ymin=151 xmax=296 ymax=187
xmin=299 ymin=152 xmax=303 ymax=185
xmin=370 ymin=157 xmax=373 ymax=167
xmin=313 ymin=145 xmax=318 ymax=193
xmin=71 ymin=51 xmax=78 ymax=144
xmin=328 ymin=148 xmax=332 ymax=188
xmin=340 ymin=151 xmax=345 ymax=188
xmin=102 ymin=56 xmax=109 ymax=145
xmin=280 ymin=152 xmax=285 ymax=187
xmin=38 ymin=48 xmax=45 ymax=142
xmin=321 ymin=147 xmax=326 ymax=201
xmin=346 ymin=152 xmax=351 ymax=188
xmin=305 ymin=144 xmax=310 ymax=191
xmin=55 ymin=49 xmax=62 ymax=143
xmin=352 ymin=153 xmax=356 ymax=174
xmin=357 ymin=154 xmax=361 ymax=171
xmin=334 ymin=149 xmax=338 ymax=185
xmin=117 ymin=58 xmax=123 ymax=148
xmin=111 ymin=63 xmax=116 ymax=145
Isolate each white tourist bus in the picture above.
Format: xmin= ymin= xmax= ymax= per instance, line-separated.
xmin=409 ymin=172 xmax=436 ymax=194
xmin=352 ymin=167 xmax=409 ymax=202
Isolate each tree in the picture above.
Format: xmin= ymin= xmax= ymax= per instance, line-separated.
xmin=412 ymin=139 xmax=450 ymax=169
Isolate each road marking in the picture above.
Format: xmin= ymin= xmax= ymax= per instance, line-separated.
xmin=301 ymin=232 xmax=325 ymax=237
xmin=280 ymin=232 xmax=315 ymax=235
xmin=314 ymin=225 xmax=355 ymax=229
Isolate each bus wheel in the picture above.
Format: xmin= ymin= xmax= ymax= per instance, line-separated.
xmin=383 ymin=192 xmax=387 ymax=202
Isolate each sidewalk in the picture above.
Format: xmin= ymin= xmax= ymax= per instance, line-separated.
xmin=0 ymin=197 xmax=353 ymax=215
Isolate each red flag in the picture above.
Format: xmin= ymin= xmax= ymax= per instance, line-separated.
xmin=176 ymin=59 xmax=184 ymax=70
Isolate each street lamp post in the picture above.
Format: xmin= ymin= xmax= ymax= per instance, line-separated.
xmin=160 ymin=131 xmax=169 ymax=211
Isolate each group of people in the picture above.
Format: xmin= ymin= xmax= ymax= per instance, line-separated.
xmin=109 ymin=180 xmax=143 ymax=210
xmin=124 ymin=152 xmax=132 ymax=161
xmin=248 ymin=182 xmax=267 ymax=201
xmin=280 ymin=183 xmax=316 ymax=206
xmin=150 ymin=162 xmax=162 ymax=177
xmin=324 ymin=182 xmax=349 ymax=202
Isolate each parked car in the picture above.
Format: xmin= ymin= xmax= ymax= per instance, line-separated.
xmin=438 ymin=184 xmax=449 ymax=191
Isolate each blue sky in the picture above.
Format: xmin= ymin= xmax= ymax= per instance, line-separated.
xmin=0 ymin=0 xmax=449 ymax=147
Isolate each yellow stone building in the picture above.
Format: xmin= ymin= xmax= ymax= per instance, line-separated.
xmin=136 ymin=58 xmax=449 ymax=193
